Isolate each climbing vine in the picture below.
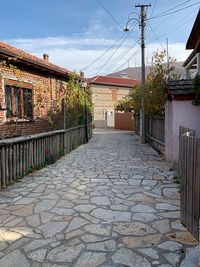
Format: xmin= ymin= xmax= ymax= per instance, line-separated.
xmin=63 ymin=73 xmax=93 ymax=128
xmin=46 ymin=73 xmax=93 ymax=129
xmin=0 ymin=55 xmax=93 ymax=140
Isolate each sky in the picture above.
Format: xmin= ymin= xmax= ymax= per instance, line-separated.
xmin=1 ymin=0 xmax=199 ymax=77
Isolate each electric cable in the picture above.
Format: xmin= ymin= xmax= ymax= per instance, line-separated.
xmin=95 ymin=31 xmax=133 ymax=75
xmin=97 ymin=0 xmax=124 ymax=30
xmin=150 ymin=1 xmax=200 ymax=20
xmin=82 ymin=32 xmax=127 ymax=71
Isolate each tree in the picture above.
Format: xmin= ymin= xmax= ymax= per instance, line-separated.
xmin=144 ymin=50 xmax=178 ymax=115
xmin=47 ymin=73 xmax=93 ymax=129
xmin=63 ymin=73 xmax=93 ymax=128
xmin=116 ymin=50 xmax=179 ymax=115
xmin=115 ymin=85 xmax=141 ymax=112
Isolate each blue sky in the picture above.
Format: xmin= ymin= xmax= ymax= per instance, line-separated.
xmin=1 ymin=0 xmax=199 ymax=76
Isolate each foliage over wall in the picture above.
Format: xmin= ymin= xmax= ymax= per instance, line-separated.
xmin=115 ymin=50 xmax=180 ymax=116
xmin=64 ymin=73 xmax=93 ymax=128
xmin=36 ymin=73 xmax=93 ymax=129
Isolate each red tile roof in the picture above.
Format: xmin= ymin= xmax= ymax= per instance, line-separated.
xmin=88 ymin=76 xmax=139 ymax=88
xmin=0 ymin=41 xmax=72 ymax=77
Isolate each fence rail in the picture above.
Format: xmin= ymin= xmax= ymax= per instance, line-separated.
xmin=136 ymin=114 xmax=165 ymax=153
xmin=0 ymin=125 xmax=92 ymax=190
xmin=179 ymin=126 xmax=200 ymax=241
xmin=145 ymin=116 xmax=165 ymax=153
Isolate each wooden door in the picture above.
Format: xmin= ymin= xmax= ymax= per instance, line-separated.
xmin=115 ymin=111 xmax=135 ymax=131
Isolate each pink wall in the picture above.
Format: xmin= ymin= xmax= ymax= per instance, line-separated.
xmin=165 ymin=101 xmax=173 ymax=163
xmin=165 ymin=100 xmax=200 ymax=169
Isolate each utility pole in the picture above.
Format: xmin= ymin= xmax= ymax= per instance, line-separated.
xmin=166 ymin=37 xmax=169 ymax=77
xmin=135 ymin=3 xmax=151 ymax=143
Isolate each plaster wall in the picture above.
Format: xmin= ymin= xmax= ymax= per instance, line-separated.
xmin=165 ymin=100 xmax=200 ymax=168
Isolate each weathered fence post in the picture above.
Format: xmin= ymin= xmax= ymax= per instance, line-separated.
xmin=0 ymin=125 xmax=91 ymax=190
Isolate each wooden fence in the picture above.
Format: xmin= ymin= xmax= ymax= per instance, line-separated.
xmin=136 ymin=114 xmax=165 ymax=153
xmin=0 ymin=125 xmax=92 ymax=190
xmin=145 ymin=116 xmax=165 ymax=153
xmin=179 ymin=126 xmax=200 ymax=241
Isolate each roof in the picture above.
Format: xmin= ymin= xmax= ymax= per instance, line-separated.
xmin=107 ymin=62 xmax=186 ymax=80
xmin=167 ymin=79 xmax=194 ymax=98
xmin=0 ymin=41 xmax=72 ymax=78
xmin=183 ymin=50 xmax=196 ymax=67
xmin=186 ymin=9 xmax=200 ymax=50
xmin=88 ymin=76 xmax=139 ymax=88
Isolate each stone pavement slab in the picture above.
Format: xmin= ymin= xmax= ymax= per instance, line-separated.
xmin=0 ymin=130 xmax=198 ymax=266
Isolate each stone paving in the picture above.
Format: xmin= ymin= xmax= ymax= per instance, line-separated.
xmin=0 ymin=129 xmax=198 ymax=267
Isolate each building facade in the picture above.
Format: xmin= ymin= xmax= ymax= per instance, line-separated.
xmin=88 ymin=76 xmax=139 ymax=128
xmin=0 ymin=42 xmax=72 ymax=139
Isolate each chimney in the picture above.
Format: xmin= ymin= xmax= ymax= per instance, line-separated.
xmin=43 ymin=54 xmax=49 ymax=62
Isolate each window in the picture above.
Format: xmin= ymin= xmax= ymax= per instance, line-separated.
xmin=5 ymin=85 xmax=33 ymax=120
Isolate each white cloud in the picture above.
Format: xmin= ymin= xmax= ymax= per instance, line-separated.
xmin=8 ymin=37 xmax=116 ymax=50
xmin=5 ymin=37 xmax=192 ymax=78
xmin=146 ymin=42 xmax=191 ymax=63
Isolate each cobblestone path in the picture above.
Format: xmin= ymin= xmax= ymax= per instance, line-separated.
xmin=0 ymin=130 xmax=198 ymax=267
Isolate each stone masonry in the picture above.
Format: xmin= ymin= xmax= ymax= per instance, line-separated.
xmin=0 ymin=129 xmax=198 ymax=266
xmin=0 ymin=41 xmax=69 ymax=139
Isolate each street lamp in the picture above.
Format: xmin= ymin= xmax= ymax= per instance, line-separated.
xmin=80 ymin=81 xmax=88 ymax=143
xmin=123 ymin=17 xmax=139 ymax=32
xmin=124 ymin=7 xmax=150 ymax=143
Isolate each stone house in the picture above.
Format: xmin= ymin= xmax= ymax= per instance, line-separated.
xmin=88 ymin=76 xmax=139 ymax=128
xmin=0 ymin=41 xmax=72 ymax=139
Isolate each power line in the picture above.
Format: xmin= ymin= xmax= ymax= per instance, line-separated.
xmin=147 ymin=8 xmax=197 ymax=44
xmin=97 ymin=0 xmax=124 ymax=30
xmin=82 ymin=32 xmax=127 ymax=71
xmin=157 ymin=13 xmax=196 ymax=39
xmin=149 ymin=0 xmax=157 ymax=18
xmin=145 ymin=2 xmax=198 ymax=45
xmin=111 ymin=47 xmax=141 ymax=73
xmin=95 ymin=30 xmax=134 ymax=75
xmin=150 ymin=4 xmax=195 ymax=32
xmin=90 ymin=32 xmax=140 ymax=75
xmin=148 ymin=22 xmax=165 ymax=50
xmin=150 ymin=1 xmax=200 ymax=20
xmin=111 ymin=36 xmax=140 ymax=64
xmin=106 ymin=22 xmax=139 ymax=62
xmin=152 ymin=0 xmax=192 ymax=18
xmin=150 ymin=0 xmax=192 ymax=19
xmin=102 ymin=37 xmax=140 ymax=74
xmin=90 ymin=22 xmax=138 ymax=75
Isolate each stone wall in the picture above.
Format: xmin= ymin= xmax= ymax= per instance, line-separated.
xmin=0 ymin=64 xmax=68 ymax=139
